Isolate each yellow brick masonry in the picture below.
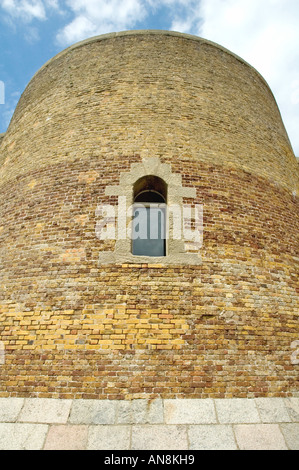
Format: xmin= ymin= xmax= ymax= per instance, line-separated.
xmin=1 ymin=303 xmax=189 ymax=351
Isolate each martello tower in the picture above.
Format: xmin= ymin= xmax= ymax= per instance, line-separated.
xmin=0 ymin=31 xmax=298 ymax=399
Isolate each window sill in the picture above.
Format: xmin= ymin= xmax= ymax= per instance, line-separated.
xmin=98 ymin=250 xmax=201 ymax=266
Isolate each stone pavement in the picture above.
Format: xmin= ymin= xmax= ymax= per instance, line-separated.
xmin=0 ymin=397 xmax=298 ymax=450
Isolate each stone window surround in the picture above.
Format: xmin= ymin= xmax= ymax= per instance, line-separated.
xmin=98 ymin=157 xmax=201 ymax=265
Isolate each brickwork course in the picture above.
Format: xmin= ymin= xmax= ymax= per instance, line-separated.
xmin=0 ymin=30 xmax=298 ymax=401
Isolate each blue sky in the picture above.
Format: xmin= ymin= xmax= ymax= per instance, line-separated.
xmin=0 ymin=0 xmax=299 ymax=155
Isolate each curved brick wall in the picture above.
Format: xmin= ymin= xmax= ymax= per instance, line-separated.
xmin=0 ymin=31 xmax=298 ymax=399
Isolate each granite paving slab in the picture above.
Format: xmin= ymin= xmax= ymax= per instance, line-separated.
xmin=0 ymin=397 xmax=298 ymax=450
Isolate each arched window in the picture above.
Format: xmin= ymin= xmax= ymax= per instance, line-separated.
xmin=132 ymin=176 xmax=167 ymax=257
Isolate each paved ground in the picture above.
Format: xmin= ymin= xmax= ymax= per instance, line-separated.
xmin=0 ymin=397 xmax=298 ymax=450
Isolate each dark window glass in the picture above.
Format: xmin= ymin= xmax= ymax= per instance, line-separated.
xmin=134 ymin=191 xmax=165 ymax=203
xmin=132 ymin=176 xmax=167 ymax=257
xmin=132 ymin=204 xmax=166 ymax=257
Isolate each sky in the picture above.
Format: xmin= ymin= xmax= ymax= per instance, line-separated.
xmin=0 ymin=0 xmax=299 ymax=156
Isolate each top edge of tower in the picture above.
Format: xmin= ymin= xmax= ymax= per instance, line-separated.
xmin=31 ymin=29 xmax=271 ymax=91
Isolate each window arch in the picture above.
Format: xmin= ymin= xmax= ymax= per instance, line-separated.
xmin=133 ymin=175 xmax=167 ymax=203
xmin=100 ymin=157 xmax=201 ymax=265
xmin=132 ymin=175 xmax=167 ymax=257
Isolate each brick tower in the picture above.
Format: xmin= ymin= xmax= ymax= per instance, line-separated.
xmin=0 ymin=31 xmax=298 ymax=399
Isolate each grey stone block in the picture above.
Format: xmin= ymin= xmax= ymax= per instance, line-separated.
xmin=69 ymin=399 xmax=116 ymax=424
xmin=215 ymin=398 xmax=260 ymax=423
xmin=280 ymin=423 xmax=299 ymax=450
xmin=0 ymin=423 xmax=48 ymax=450
xmin=131 ymin=425 xmax=188 ymax=450
xmin=188 ymin=424 xmax=237 ymax=450
xmin=255 ymin=398 xmax=291 ymax=423
xmin=164 ymin=399 xmax=217 ymax=424
xmin=0 ymin=398 xmax=24 ymax=422
xmin=18 ymin=398 xmax=72 ymax=424
xmin=284 ymin=398 xmax=299 ymax=422
xmin=87 ymin=425 xmax=131 ymax=450
xmin=116 ymin=399 xmax=163 ymax=424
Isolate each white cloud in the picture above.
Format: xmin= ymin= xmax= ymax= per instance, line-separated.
xmin=56 ymin=0 xmax=146 ymax=45
xmin=57 ymin=15 xmax=97 ymax=44
xmin=291 ymin=80 xmax=299 ymax=106
xmin=197 ymin=0 xmax=299 ymax=155
xmin=55 ymin=0 xmax=201 ymax=46
xmin=0 ymin=0 xmax=59 ymax=21
xmin=164 ymin=0 xmax=201 ymax=33
xmin=1 ymin=0 xmax=46 ymax=20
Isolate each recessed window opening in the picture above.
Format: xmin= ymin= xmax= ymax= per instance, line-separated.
xmin=132 ymin=176 xmax=167 ymax=257
xmin=134 ymin=190 xmax=165 ymax=203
